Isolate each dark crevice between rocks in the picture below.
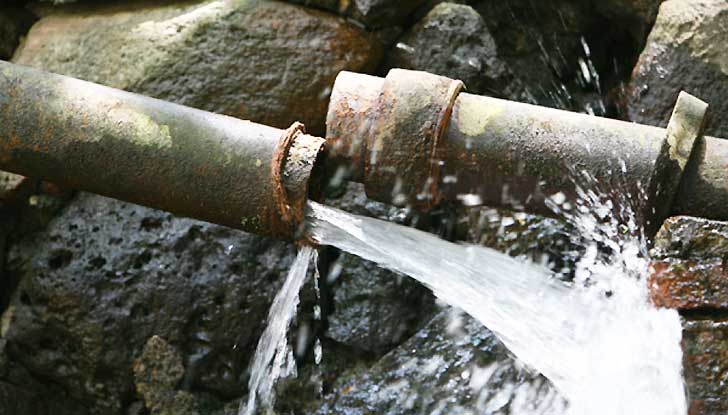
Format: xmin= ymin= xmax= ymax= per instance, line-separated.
xmin=0 ymin=1 xmax=37 ymax=61
xmin=681 ymin=309 xmax=728 ymax=321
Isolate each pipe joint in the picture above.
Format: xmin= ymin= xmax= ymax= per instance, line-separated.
xmin=327 ymin=69 xmax=463 ymax=209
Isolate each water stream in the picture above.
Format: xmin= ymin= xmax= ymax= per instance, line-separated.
xmin=241 ymin=246 xmax=315 ymax=415
xmin=305 ymin=200 xmax=686 ymax=415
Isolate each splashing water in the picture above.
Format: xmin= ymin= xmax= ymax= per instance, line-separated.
xmin=241 ymin=246 xmax=315 ymax=415
xmin=305 ymin=199 xmax=686 ymax=415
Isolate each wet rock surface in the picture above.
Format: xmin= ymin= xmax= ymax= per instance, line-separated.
xmin=682 ymin=318 xmax=728 ymax=406
xmin=325 ymin=252 xmax=436 ymax=354
xmin=14 ymin=0 xmax=382 ymax=134
xmin=2 ymin=193 xmax=297 ymax=413
xmin=315 ymin=309 xmax=563 ymax=415
xmin=653 ymin=216 xmax=728 ymax=259
xmin=383 ymin=2 xmax=513 ymax=97
xmin=467 ymin=0 xmax=647 ymax=113
xmin=593 ymin=0 xmax=663 ymax=44
xmin=628 ymin=0 xmax=728 ymax=136
xmin=650 ymin=216 xmax=728 ymax=408
xmin=650 ymin=216 xmax=728 ymax=309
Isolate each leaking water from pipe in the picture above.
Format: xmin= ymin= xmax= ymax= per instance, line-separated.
xmin=241 ymin=246 xmax=316 ymax=415
xmin=304 ymin=183 xmax=686 ymax=414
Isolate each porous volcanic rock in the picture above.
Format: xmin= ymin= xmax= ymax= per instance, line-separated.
xmin=1 ymin=193 xmax=298 ymax=413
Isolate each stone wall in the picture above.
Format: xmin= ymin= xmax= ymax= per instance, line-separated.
xmin=2 ymin=0 xmax=727 ymax=414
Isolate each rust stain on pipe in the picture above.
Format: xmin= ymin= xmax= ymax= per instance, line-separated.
xmin=0 ymin=61 xmax=324 ymax=240
xmin=325 ymin=69 xmax=728 ymax=233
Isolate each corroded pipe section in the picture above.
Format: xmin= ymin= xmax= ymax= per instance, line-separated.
xmin=327 ymin=69 xmax=726 ymax=231
xmin=0 ymin=61 xmax=324 ymax=240
xmin=443 ymin=93 xmax=665 ymax=216
xmin=327 ymin=69 xmax=463 ymax=209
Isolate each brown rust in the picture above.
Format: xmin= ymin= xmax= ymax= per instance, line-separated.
xmin=649 ymin=259 xmax=728 ymax=309
xmin=271 ymin=122 xmax=305 ymax=236
xmin=325 ymin=69 xmax=728 ymax=233
xmin=326 ymin=69 xmax=463 ymax=209
xmin=0 ymin=61 xmax=324 ymax=240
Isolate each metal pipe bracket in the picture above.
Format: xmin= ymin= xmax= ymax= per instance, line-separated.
xmin=648 ymin=91 xmax=709 ymax=238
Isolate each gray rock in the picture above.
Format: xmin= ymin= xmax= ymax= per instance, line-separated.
xmin=383 ymin=2 xmax=512 ymax=97
xmin=319 ymin=182 xmax=437 ymax=355
xmin=326 ymin=252 xmax=435 ymax=354
xmin=316 ymin=309 xmax=564 ymax=414
xmin=14 ymin=0 xmax=382 ymax=134
xmin=0 ymin=339 xmax=89 ymax=415
xmin=653 ymin=216 xmax=728 ymax=260
xmin=627 ymin=0 xmax=728 ymax=137
xmin=2 ymin=193 xmax=297 ymax=414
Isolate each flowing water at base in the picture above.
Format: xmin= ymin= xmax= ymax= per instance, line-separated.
xmin=305 ymin=200 xmax=686 ymax=415
xmin=241 ymin=246 xmax=315 ymax=415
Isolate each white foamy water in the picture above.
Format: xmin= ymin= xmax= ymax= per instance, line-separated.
xmin=306 ymin=200 xmax=686 ymax=415
xmin=241 ymin=246 xmax=315 ymax=415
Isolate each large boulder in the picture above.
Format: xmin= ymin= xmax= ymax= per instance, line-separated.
xmin=627 ymin=0 xmax=728 ymax=137
xmin=1 ymin=194 xmax=298 ymax=413
xmin=325 ymin=252 xmax=436 ymax=354
xmin=15 ymin=0 xmax=382 ymax=134
xmin=316 ymin=309 xmax=564 ymax=414
xmin=383 ymin=3 xmax=513 ymax=98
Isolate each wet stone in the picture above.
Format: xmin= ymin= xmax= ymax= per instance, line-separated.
xmin=326 ymin=252 xmax=436 ymax=354
xmin=592 ymin=0 xmax=662 ymax=45
xmin=681 ymin=318 xmax=728 ymax=403
xmin=649 ymin=259 xmax=728 ymax=310
xmin=316 ymin=309 xmax=563 ymax=414
xmin=1 ymin=193 xmax=298 ymax=414
xmin=468 ymin=0 xmax=639 ymax=113
xmin=628 ymin=0 xmax=728 ymax=137
xmin=649 ymin=216 xmax=728 ymax=310
xmin=653 ymin=216 xmax=728 ymax=260
xmin=383 ymin=2 xmax=513 ymax=98
xmin=15 ymin=0 xmax=382 ymax=135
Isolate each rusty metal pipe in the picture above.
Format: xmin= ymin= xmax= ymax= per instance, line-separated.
xmin=0 ymin=61 xmax=324 ymax=240
xmin=326 ymin=69 xmax=726 ymax=234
